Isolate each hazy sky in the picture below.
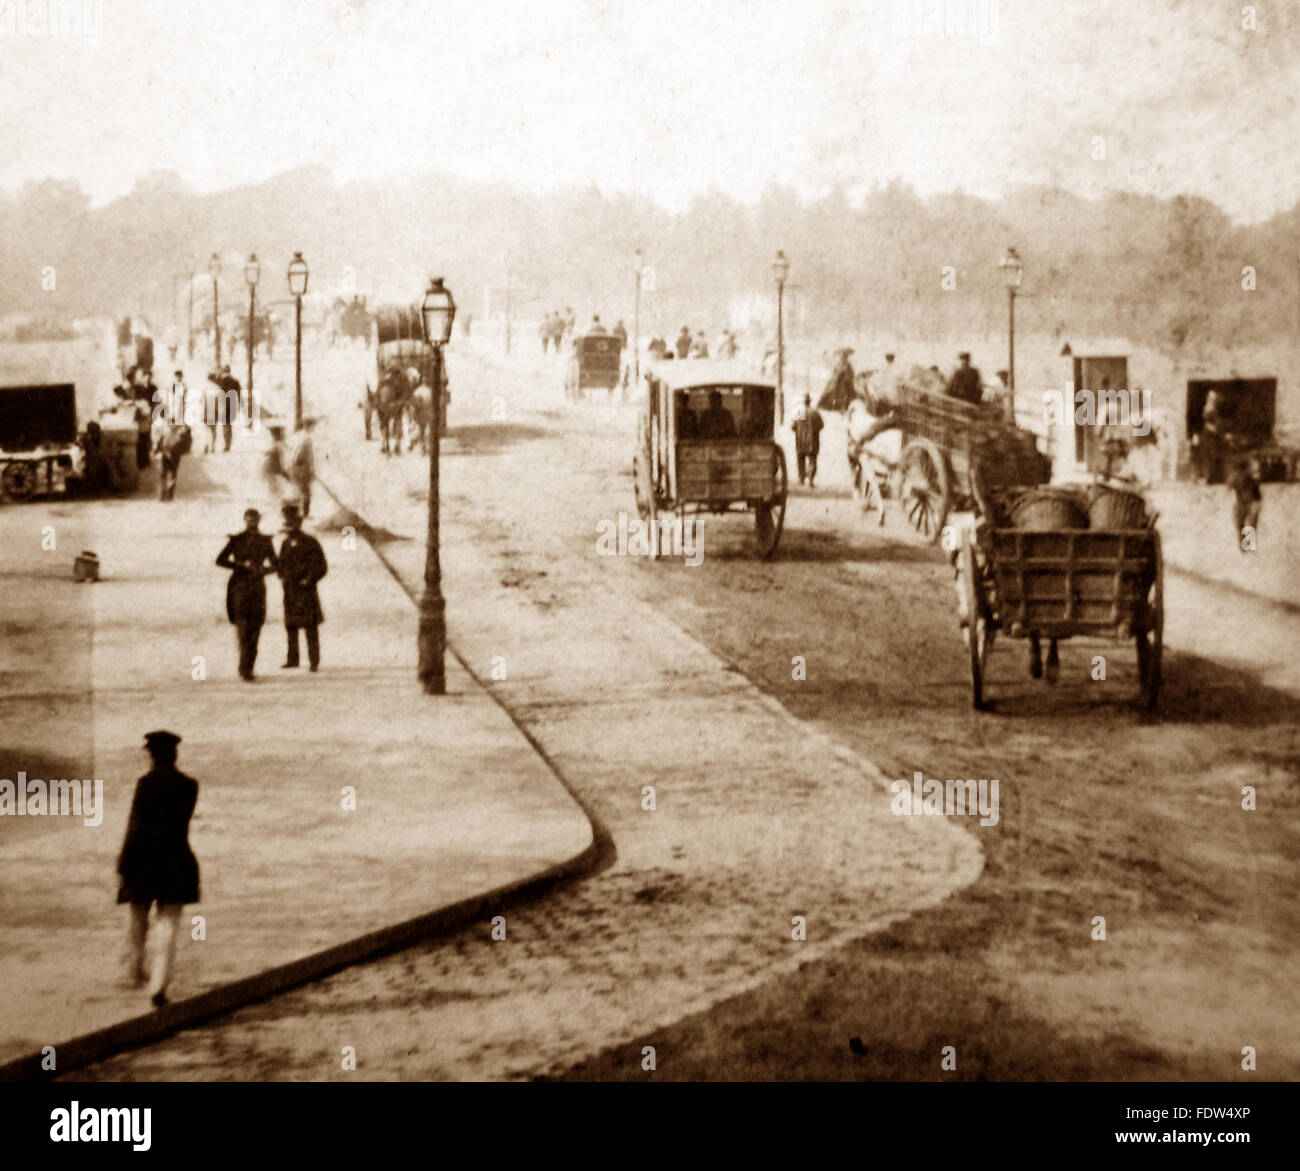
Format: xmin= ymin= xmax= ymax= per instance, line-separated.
xmin=1 ymin=0 xmax=1296 ymax=222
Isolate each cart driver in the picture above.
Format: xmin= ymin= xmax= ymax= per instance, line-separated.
xmin=699 ymin=390 xmax=736 ymax=439
xmin=676 ymin=392 xmax=699 ymax=439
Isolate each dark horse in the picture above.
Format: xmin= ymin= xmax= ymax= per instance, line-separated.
xmin=364 ymin=367 xmax=411 ymax=455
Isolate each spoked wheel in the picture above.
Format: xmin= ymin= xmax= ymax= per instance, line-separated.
xmin=755 ymin=446 xmax=788 ymax=559
xmin=1135 ymin=531 xmax=1164 ymax=711
xmin=1 ymin=461 xmax=38 ymax=501
xmin=633 ymin=451 xmax=659 ymax=561
xmin=960 ymin=536 xmax=990 ymax=710
xmin=899 ymin=439 xmax=950 ymax=544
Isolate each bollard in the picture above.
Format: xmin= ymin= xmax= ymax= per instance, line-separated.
xmin=73 ymin=551 xmax=100 ymax=582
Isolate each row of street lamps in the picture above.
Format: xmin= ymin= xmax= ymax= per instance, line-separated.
xmin=201 ymin=250 xmax=311 ymax=428
xmin=190 ymin=254 xmax=458 ymax=696
xmin=632 ymin=245 xmax=1025 ymax=425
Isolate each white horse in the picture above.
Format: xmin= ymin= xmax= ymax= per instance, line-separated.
xmin=845 ymin=380 xmax=903 ymax=523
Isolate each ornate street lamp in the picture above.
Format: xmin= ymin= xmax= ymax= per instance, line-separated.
xmin=186 ymin=254 xmax=196 ymax=358
xmin=287 ymin=252 xmax=309 ymax=429
xmin=772 ymin=249 xmax=790 ymax=424
xmin=999 ymin=246 xmax=1023 ymax=424
xmin=243 ymin=253 xmax=260 ymax=425
xmin=208 ymin=252 xmax=222 ymax=367
xmin=633 ymin=248 xmax=644 ymax=397
xmin=417 ymin=277 xmax=456 ymax=695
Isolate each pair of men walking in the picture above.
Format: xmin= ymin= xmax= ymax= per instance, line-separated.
xmin=216 ymin=501 xmax=327 ymax=681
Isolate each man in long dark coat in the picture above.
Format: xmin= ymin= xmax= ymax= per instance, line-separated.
xmin=216 ymin=508 xmax=278 ymax=681
xmin=276 ymin=500 xmax=327 ymax=671
xmin=946 ymin=351 xmax=984 ymax=405
xmin=117 ymin=730 xmax=199 ymax=1007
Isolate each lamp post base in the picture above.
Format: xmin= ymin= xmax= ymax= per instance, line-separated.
xmin=417 ymin=590 xmax=446 ymax=695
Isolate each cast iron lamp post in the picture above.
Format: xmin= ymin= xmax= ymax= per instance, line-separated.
xmin=287 ymin=251 xmax=309 ymax=429
xmin=772 ymin=249 xmax=790 ymax=425
xmin=999 ymin=246 xmax=1024 ymax=424
xmin=208 ymin=252 xmax=222 ymax=367
xmin=418 ymin=277 xmax=456 ymax=695
xmin=243 ymin=252 xmax=260 ymax=426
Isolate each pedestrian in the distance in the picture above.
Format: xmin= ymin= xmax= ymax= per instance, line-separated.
xmin=277 ymin=500 xmax=327 ymax=671
xmin=792 ymin=392 xmax=825 ymax=487
xmin=153 ymin=421 xmax=190 ymax=502
xmin=287 ymin=421 xmax=316 ymax=517
xmin=216 ymin=508 xmax=278 ymax=681
xmin=117 ymin=730 xmax=199 ymax=1008
xmin=1227 ymin=457 xmax=1261 ymax=551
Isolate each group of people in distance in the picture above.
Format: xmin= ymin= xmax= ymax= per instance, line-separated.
xmin=646 ymin=326 xmax=740 ymax=363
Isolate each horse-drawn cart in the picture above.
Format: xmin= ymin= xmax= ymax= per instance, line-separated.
xmin=958 ymin=487 xmax=1163 ymax=711
xmin=890 ymin=385 xmax=1050 ymax=543
xmin=634 ymin=362 xmax=788 ymax=559
xmin=366 ymin=304 xmax=445 ymax=454
xmin=566 ymin=333 xmax=622 ymax=402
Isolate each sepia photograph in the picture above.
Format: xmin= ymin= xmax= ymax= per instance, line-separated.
xmin=0 ymin=0 xmax=1294 ymax=1153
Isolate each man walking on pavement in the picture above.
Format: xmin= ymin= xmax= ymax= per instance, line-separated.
xmin=218 ymin=364 xmax=240 ymax=449
xmin=287 ymin=421 xmax=316 ymax=518
xmin=117 ymin=730 xmax=200 ymax=1008
xmin=792 ymin=392 xmax=825 ymax=487
xmin=216 ymin=508 xmax=278 ymax=681
xmin=277 ymin=501 xmax=327 ymax=671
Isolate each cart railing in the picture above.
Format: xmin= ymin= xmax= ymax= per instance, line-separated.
xmin=897 ymin=385 xmax=1048 ymax=490
xmin=987 ymin=528 xmax=1156 ymax=635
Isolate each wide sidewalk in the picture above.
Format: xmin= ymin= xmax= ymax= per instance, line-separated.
xmin=0 ymin=431 xmax=595 ymax=1076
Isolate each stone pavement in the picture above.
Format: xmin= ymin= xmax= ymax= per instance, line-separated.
xmin=0 ymin=429 xmax=595 ymax=1077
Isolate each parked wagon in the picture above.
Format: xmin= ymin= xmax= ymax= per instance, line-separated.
xmin=0 ymin=383 xmax=79 ymax=501
xmin=891 ymin=385 xmax=1050 ymax=543
xmin=566 ymin=333 xmax=622 ymax=402
xmin=957 ymin=485 xmax=1163 ymax=711
xmin=634 ymin=361 xmax=788 ymax=559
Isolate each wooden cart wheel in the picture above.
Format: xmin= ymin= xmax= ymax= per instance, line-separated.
xmin=1135 ymin=531 xmax=1164 ymax=711
xmin=755 ymin=446 xmax=788 ymax=559
xmin=899 ymin=439 xmax=950 ymax=544
xmin=1 ymin=460 xmax=38 ymax=501
xmin=633 ymin=452 xmax=652 ymax=522
xmin=961 ymin=536 xmax=989 ymax=710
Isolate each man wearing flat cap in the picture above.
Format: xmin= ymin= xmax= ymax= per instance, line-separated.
xmin=277 ymin=501 xmax=328 ymax=671
xmin=216 ymin=509 xmax=279 ymax=681
xmin=117 ymin=730 xmax=199 ymax=1008
xmin=947 ymin=351 xmax=984 ymax=406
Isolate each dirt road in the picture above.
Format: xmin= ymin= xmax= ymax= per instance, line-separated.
xmin=76 ymin=345 xmax=1299 ymax=1081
